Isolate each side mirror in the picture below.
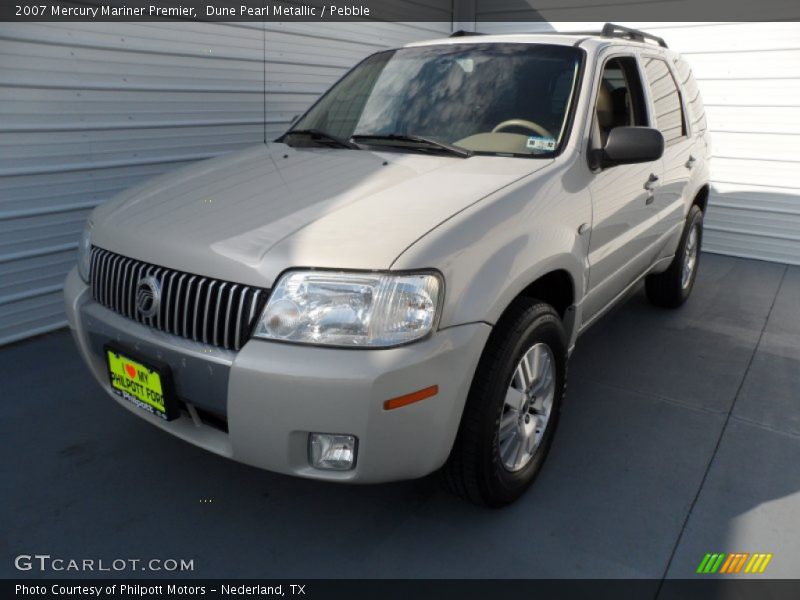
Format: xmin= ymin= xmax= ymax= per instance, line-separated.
xmin=592 ymin=126 xmax=664 ymax=169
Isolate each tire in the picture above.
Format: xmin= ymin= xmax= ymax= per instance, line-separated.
xmin=645 ymin=205 xmax=704 ymax=308
xmin=443 ymin=300 xmax=567 ymax=507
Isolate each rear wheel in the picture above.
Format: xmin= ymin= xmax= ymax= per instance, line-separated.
xmin=443 ymin=300 xmax=567 ymax=507
xmin=646 ymin=205 xmax=704 ymax=308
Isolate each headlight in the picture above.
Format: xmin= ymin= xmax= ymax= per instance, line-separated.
xmin=254 ymin=270 xmax=442 ymax=348
xmin=77 ymin=220 xmax=93 ymax=283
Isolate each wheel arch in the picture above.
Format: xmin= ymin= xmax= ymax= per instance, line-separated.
xmin=692 ymin=184 xmax=710 ymax=214
xmin=515 ymin=269 xmax=575 ymax=319
xmin=485 ymin=261 xmax=581 ymax=348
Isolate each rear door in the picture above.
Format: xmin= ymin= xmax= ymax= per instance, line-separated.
xmin=639 ymin=53 xmax=694 ymax=256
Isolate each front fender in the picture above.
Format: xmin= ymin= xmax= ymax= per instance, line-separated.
xmin=391 ymin=163 xmax=591 ymax=340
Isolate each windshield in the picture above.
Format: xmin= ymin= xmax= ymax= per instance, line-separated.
xmin=287 ymin=43 xmax=583 ymax=157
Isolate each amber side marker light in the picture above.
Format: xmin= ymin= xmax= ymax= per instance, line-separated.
xmin=383 ymin=385 xmax=439 ymax=410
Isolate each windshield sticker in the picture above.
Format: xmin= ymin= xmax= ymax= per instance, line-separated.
xmin=455 ymin=58 xmax=474 ymax=73
xmin=526 ymin=136 xmax=556 ymax=152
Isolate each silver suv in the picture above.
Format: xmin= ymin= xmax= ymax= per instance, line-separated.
xmin=65 ymin=24 xmax=710 ymax=506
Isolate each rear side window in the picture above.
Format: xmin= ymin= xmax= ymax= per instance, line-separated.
xmin=673 ymin=57 xmax=707 ymax=133
xmin=642 ymin=57 xmax=687 ymax=146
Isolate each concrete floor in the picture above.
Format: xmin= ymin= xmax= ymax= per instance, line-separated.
xmin=2 ymin=253 xmax=798 ymax=580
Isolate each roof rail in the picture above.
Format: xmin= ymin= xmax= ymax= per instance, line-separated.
xmin=449 ymin=30 xmax=483 ymax=38
xmin=447 ymin=24 xmax=667 ymax=47
xmin=600 ymin=23 xmax=667 ymax=48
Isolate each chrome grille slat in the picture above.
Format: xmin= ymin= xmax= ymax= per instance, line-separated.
xmin=104 ymin=253 xmax=114 ymax=308
xmin=98 ymin=252 xmax=110 ymax=307
xmin=143 ymin=265 xmax=155 ymax=327
xmin=124 ymin=262 xmax=134 ymax=319
xmin=120 ymin=258 xmax=131 ymax=318
xmin=193 ymin=279 xmax=206 ymax=342
xmin=234 ymin=288 xmax=247 ymax=349
xmin=89 ymin=250 xmax=100 ymax=301
xmin=116 ymin=257 xmax=127 ymax=314
xmin=163 ymin=271 xmax=177 ymax=333
xmin=121 ymin=258 xmax=131 ymax=318
xmin=94 ymin=251 xmax=103 ymax=301
xmin=183 ymin=276 xmax=196 ymax=339
xmin=213 ymin=282 xmax=228 ymax=347
xmin=88 ymin=247 xmax=268 ymax=351
xmin=151 ymin=267 xmax=163 ymax=330
xmin=202 ymin=280 xmax=218 ymax=345
xmin=106 ymin=255 xmax=118 ymax=309
xmin=248 ymin=290 xmax=261 ymax=325
xmin=108 ymin=254 xmax=118 ymax=308
xmin=224 ymin=285 xmax=239 ymax=350
xmin=173 ymin=274 xmax=186 ymax=335
xmin=109 ymin=255 xmax=122 ymax=315
xmin=95 ymin=251 xmax=104 ymax=304
xmin=133 ymin=262 xmax=147 ymax=319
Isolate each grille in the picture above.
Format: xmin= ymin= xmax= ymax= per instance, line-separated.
xmin=90 ymin=247 xmax=269 ymax=351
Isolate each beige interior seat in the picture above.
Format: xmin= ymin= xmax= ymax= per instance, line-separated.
xmin=596 ymin=80 xmax=615 ymax=146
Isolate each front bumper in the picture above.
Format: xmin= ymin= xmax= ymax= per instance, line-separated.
xmin=64 ymin=267 xmax=491 ymax=483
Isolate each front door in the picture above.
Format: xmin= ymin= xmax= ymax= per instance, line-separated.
xmin=583 ymin=54 xmax=664 ymax=324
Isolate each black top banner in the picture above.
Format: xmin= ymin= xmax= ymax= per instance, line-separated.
xmin=1 ymin=0 xmax=799 ymax=22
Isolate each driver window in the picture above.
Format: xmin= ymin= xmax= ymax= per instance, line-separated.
xmin=594 ymin=57 xmax=648 ymax=148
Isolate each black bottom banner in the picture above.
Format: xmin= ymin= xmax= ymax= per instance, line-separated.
xmin=7 ymin=579 xmax=800 ymax=600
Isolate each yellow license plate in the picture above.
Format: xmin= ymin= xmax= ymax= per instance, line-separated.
xmin=106 ymin=348 xmax=177 ymax=421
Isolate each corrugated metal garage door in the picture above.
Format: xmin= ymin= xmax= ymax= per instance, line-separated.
xmin=0 ymin=19 xmax=452 ymax=345
xmin=477 ymin=21 xmax=800 ymax=266
xmin=637 ymin=23 xmax=800 ymax=266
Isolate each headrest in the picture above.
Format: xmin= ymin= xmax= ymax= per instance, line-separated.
xmin=596 ymin=80 xmax=615 ymax=129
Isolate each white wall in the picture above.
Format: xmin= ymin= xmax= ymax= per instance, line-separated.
xmin=0 ymin=20 xmax=452 ymax=345
xmin=477 ymin=21 xmax=800 ymax=266
xmin=3 ymin=20 xmax=798 ymax=345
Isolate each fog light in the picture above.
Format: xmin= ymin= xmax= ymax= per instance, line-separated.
xmin=309 ymin=434 xmax=357 ymax=471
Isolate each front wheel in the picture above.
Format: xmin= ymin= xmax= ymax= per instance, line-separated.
xmin=646 ymin=205 xmax=704 ymax=308
xmin=443 ymin=300 xmax=567 ymax=507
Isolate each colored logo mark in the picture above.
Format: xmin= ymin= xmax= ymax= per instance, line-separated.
xmin=696 ymin=553 xmax=773 ymax=574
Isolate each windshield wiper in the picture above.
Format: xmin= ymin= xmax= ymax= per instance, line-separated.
xmin=350 ymin=134 xmax=472 ymax=158
xmin=279 ymin=128 xmax=359 ymax=149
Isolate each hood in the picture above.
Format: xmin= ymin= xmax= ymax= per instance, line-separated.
xmin=92 ymin=143 xmax=553 ymax=287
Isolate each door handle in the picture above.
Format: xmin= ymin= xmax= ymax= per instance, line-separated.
xmin=644 ymin=173 xmax=660 ymax=191
xmin=685 ymin=155 xmax=697 ymax=169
